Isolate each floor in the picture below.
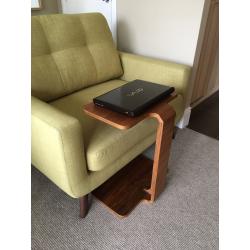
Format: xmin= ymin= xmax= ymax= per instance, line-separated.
xmin=32 ymin=128 xmax=219 ymax=250
xmin=188 ymin=91 xmax=219 ymax=140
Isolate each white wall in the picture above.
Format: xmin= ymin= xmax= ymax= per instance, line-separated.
xmin=61 ymin=0 xmax=112 ymax=27
xmin=31 ymin=0 xmax=59 ymax=15
xmin=60 ymin=0 xmax=116 ymax=42
xmin=117 ymin=0 xmax=205 ymax=66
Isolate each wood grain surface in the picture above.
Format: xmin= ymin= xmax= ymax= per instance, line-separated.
xmin=84 ymin=94 xmax=177 ymax=217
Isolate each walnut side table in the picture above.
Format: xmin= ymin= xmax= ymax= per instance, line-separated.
xmin=83 ymin=92 xmax=177 ymax=218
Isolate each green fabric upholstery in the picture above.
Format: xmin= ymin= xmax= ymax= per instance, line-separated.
xmin=32 ymin=80 xmax=184 ymax=198
xmin=119 ymin=52 xmax=191 ymax=103
xmin=50 ymin=79 xmax=184 ymax=172
xmin=31 ymin=13 xmax=191 ymax=199
xmin=32 ymin=94 xmax=155 ymax=198
xmin=32 ymin=13 xmax=123 ymax=102
xmin=32 ymin=96 xmax=88 ymax=197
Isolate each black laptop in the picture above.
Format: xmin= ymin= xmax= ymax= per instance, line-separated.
xmin=93 ymin=79 xmax=175 ymax=117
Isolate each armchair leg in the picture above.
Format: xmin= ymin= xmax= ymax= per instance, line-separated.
xmin=79 ymin=195 xmax=89 ymax=218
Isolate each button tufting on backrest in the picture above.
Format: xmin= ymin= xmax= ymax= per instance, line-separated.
xmin=31 ymin=13 xmax=123 ymax=102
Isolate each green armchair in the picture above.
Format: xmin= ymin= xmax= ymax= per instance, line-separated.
xmin=31 ymin=13 xmax=191 ymax=217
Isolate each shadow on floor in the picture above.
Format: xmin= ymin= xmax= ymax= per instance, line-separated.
xmin=188 ymin=91 xmax=219 ymax=140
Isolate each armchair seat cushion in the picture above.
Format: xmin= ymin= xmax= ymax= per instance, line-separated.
xmin=51 ymin=79 xmax=184 ymax=172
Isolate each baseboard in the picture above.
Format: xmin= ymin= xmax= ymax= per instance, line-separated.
xmin=176 ymin=107 xmax=191 ymax=129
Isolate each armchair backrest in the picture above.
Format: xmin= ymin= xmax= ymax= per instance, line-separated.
xmin=32 ymin=13 xmax=123 ymax=101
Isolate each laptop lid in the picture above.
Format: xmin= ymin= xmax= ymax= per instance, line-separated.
xmin=93 ymin=79 xmax=175 ymax=116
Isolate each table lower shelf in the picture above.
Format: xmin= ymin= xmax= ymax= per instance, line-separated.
xmin=92 ymin=155 xmax=154 ymax=218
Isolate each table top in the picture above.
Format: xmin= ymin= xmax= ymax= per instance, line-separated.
xmin=83 ymin=92 xmax=177 ymax=130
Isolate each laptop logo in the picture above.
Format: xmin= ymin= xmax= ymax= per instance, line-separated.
xmin=126 ymin=88 xmax=144 ymax=97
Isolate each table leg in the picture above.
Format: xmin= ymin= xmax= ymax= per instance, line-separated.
xmin=146 ymin=104 xmax=176 ymax=201
xmin=92 ymin=104 xmax=176 ymax=217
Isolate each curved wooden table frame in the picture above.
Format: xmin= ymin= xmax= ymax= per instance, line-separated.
xmin=83 ymin=92 xmax=177 ymax=217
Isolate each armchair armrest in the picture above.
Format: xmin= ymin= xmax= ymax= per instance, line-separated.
xmin=31 ymin=96 xmax=88 ymax=198
xmin=119 ymin=52 xmax=191 ymax=100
